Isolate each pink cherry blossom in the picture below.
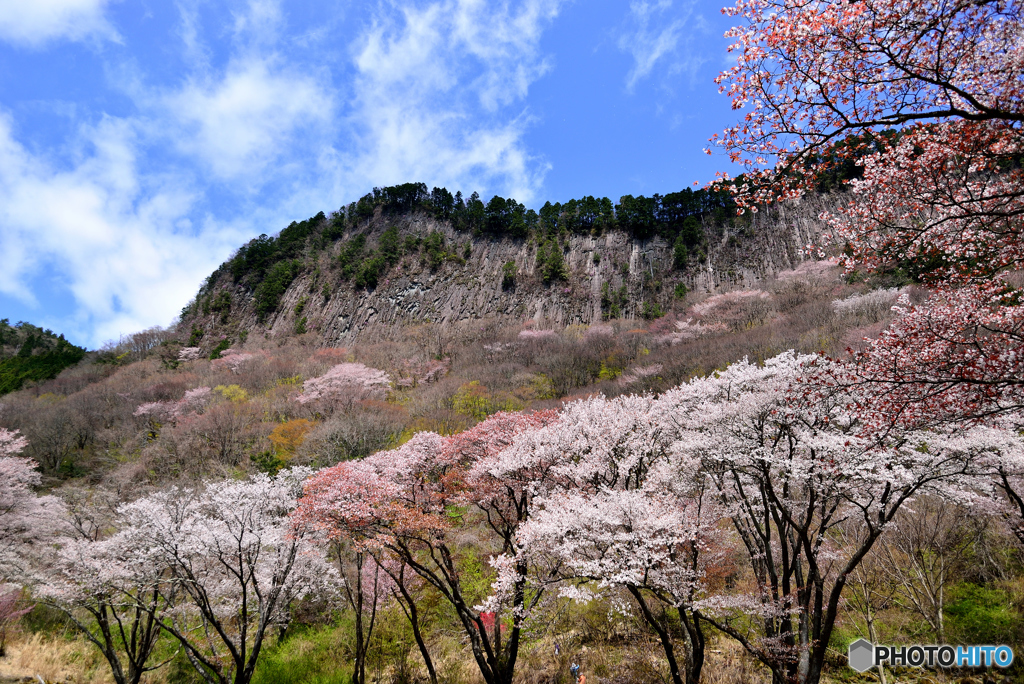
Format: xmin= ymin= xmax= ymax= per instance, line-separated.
xmin=133 ymin=386 xmax=212 ymax=422
xmin=177 ymin=347 xmax=203 ymax=361
xmin=115 ymin=469 xmax=335 ymax=684
xmin=294 ymin=363 xmax=391 ymax=408
xmin=0 ymin=430 xmax=63 ymax=574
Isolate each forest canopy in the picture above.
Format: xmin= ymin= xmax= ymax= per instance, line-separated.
xmin=0 ymin=320 xmax=86 ymax=396
xmin=213 ymin=184 xmax=733 ymax=289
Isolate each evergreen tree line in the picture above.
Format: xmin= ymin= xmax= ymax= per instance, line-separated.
xmin=191 ymin=182 xmax=735 ymax=321
xmin=0 ymin=319 xmax=86 ymax=395
xmin=337 ymin=182 xmax=735 ymax=241
xmin=214 ymin=184 xmax=730 ymax=280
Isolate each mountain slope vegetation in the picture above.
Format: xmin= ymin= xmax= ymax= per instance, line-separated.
xmin=0 ymin=320 xmax=86 ymax=396
xmin=179 ymin=181 xmax=839 ymax=350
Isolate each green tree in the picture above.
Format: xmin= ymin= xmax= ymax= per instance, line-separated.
xmin=379 ymin=226 xmax=401 ymax=265
xmin=466 ymin=192 xmax=485 ymax=232
xmin=255 ymin=260 xmax=302 ymax=320
xmin=673 ymin=237 xmax=689 ymax=269
xmin=502 ymin=261 xmax=517 ymax=289
xmin=536 ymin=240 xmax=566 ymax=284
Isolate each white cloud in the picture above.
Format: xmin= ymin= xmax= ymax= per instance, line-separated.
xmin=0 ymin=0 xmax=120 ymax=47
xmin=343 ymin=0 xmax=563 ymax=203
xmin=162 ymin=59 xmax=331 ymax=181
xmin=0 ymin=112 xmax=247 ymax=347
xmin=229 ymin=0 xmax=284 ymax=49
xmin=0 ymin=0 xmax=567 ymax=346
xmin=619 ymin=0 xmax=708 ymax=91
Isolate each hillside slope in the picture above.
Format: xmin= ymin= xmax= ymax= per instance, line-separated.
xmin=180 ymin=183 xmax=837 ymax=350
xmin=0 ymin=319 xmax=86 ymax=395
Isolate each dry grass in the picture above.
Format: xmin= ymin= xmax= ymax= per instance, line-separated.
xmin=0 ymin=633 xmax=113 ymax=684
xmin=700 ymin=641 xmax=771 ymax=684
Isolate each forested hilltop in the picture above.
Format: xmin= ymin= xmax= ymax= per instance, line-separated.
xmin=179 ymin=181 xmax=832 ymax=349
xmin=0 ymin=319 xmax=85 ymax=396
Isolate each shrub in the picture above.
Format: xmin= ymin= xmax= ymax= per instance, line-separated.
xmin=354 ymin=254 xmax=387 ymax=290
xmin=268 ymin=419 xmax=315 ymax=460
xmin=641 ymin=301 xmax=664 ymax=320
xmin=673 ymin=237 xmax=689 ymax=269
xmin=255 ymin=260 xmax=303 ymax=320
xmin=338 ymin=234 xmax=367 ymax=280
xmin=379 ymin=226 xmax=401 ymax=265
xmin=451 ymin=381 xmax=524 ymax=420
xmin=214 ymin=384 xmax=249 ymax=403
xmin=536 ymin=239 xmax=567 ymax=284
xmin=424 ymin=231 xmax=448 ymax=269
xmin=209 ymin=338 xmax=232 ymax=360
xmin=502 ymin=261 xmax=517 ymax=289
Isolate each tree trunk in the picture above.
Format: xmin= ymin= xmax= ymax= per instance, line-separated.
xmin=627 ymin=587 xmax=686 ymax=684
xmin=865 ymin=602 xmax=886 ymax=684
xmin=351 ymin=554 xmax=366 ymax=684
xmin=391 ymin=572 xmax=437 ymax=684
xmin=678 ymin=607 xmax=706 ymax=684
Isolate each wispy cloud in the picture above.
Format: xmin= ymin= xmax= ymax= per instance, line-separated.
xmin=0 ymin=0 xmax=120 ymax=47
xmin=343 ymin=0 xmax=563 ymax=203
xmin=0 ymin=112 xmax=247 ymax=345
xmin=161 ymin=59 xmax=332 ymax=182
xmin=618 ymin=0 xmax=708 ymax=92
xmin=0 ymin=0 xmax=566 ymax=345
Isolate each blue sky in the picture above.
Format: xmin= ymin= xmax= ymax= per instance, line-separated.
xmin=0 ymin=0 xmax=741 ymax=349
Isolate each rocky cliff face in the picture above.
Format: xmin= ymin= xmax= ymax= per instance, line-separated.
xmin=182 ymin=194 xmax=837 ymax=347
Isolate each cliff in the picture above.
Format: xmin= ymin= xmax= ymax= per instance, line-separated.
xmin=180 ymin=191 xmax=838 ymax=348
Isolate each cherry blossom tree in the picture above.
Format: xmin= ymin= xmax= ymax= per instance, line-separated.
xmin=984 ymin=428 xmax=1024 ymax=546
xmin=212 ymin=349 xmax=257 ymax=373
xmin=715 ymin=8 xmax=1024 ymax=651
xmin=295 ymin=451 xmax=440 ymax=684
xmin=657 ymin=352 xmax=1014 ymax=684
xmin=134 ymin=387 xmax=212 ymax=423
xmin=294 ymin=362 xmax=391 ymax=412
xmin=714 ymin=0 xmax=1022 ymax=203
xmin=32 ymin=491 xmax=174 ymax=684
xmin=489 ymin=396 xmax=725 ymax=684
xmin=715 ymin=0 xmax=1024 ymax=433
xmin=296 ymin=437 xmax=461 ymax=674
xmin=117 ymin=469 xmax=334 ymax=684
xmin=451 ymin=410 xmax=560 ymax=677
xmin=0 ymin=427 xmax=27 ymax=456
xmin=296 ymin=412 xmax=559 ymax=684
xmin=3 ymin=437 xmax=170 ymax=684
xmin=0 ymin=429 xmax=62 ymax=573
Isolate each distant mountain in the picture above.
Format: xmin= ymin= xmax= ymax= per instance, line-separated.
xmin=178 ymin=182 xmax=838 ymax=351
xmin=0 ymin=319 xmax=87 ymax=395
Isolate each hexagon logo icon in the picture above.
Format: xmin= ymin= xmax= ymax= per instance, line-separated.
xmin=848 ymin=639 xmax=874 ymax=672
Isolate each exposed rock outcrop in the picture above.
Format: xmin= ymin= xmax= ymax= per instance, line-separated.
xmin=182 ymin=194 xmax=837 ymax=346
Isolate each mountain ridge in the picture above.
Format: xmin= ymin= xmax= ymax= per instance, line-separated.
xmin=179 ymin=183 xmax=838 ymax=351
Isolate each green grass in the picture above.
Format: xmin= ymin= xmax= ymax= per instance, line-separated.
xmin=251 ymin=622 xmax=352 ymax=684
xmin=946 ymin=582 xmax=1022 ymax=645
